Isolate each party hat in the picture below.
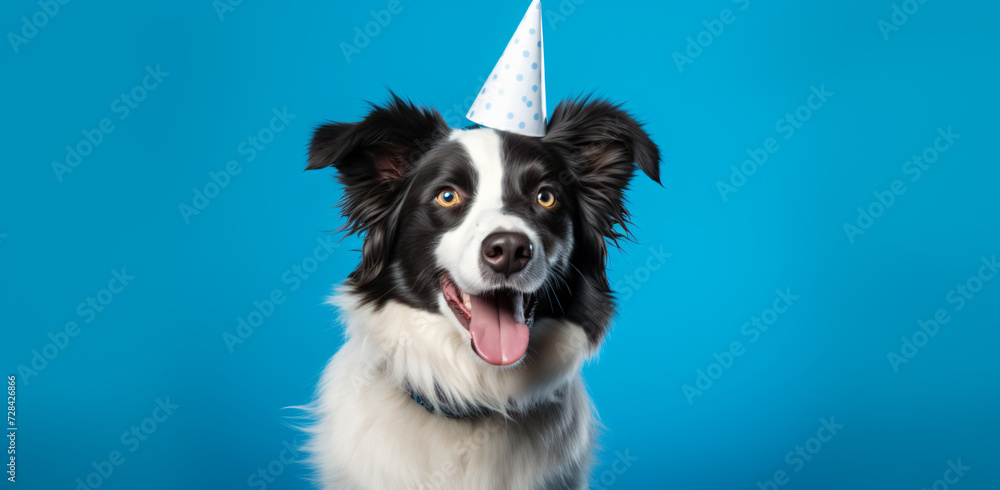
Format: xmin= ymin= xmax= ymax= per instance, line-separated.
xmin=466 ymin=0 xmax=546 ymax=137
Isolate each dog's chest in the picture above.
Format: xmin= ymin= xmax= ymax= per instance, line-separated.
xmin=315 ymin=358 xmax=593 ymax=489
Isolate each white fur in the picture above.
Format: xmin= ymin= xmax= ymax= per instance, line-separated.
xmin=303 ymin=292 xmax=597 ymax=489
xmin=436 ymin=129 xmax=551 ymax=295
xmin=302 ymin=127 xmax=599 ymax=489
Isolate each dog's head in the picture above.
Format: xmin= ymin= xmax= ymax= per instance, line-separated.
xmin=308 ymin=94 xmax=659 ymax=368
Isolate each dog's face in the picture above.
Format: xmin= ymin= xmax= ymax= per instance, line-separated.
xmin=308 ymin=95 xmax=659 ymax=368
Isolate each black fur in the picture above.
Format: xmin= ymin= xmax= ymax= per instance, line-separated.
xmin=307 ymin=93 xmax=452 ymax=285
xmin=537 ymin=96 xmax=661 ymax=343
xmin=307 ymin=94 xmax=660 ymax=346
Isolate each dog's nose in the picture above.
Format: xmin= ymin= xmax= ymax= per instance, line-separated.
xmin=481 ymin=232 xmax=532 ymax=276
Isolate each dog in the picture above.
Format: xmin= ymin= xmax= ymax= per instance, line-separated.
xmin=302 ymin=93 xmax=660 ymax=489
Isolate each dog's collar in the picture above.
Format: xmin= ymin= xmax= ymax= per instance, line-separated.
xmin=407 ymin=389 xmax=494 ymax=419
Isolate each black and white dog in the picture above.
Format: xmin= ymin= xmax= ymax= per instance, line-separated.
xmin=303 ymin=94 xmax=660 ymax=489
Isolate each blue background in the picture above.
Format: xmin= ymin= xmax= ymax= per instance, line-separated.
xmin=2 ymin=0 xmax=998 ymax=489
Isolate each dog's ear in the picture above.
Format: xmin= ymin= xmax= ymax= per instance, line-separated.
xmin=543 ymin=97 xmax=661 ymax=257
xmin=307 ymin=93 xmax=449 ymax=174
xmin=543 ymin=96 xmax=660 ymax=185
xmin=307 ymin=93 xmax=450 ymax=283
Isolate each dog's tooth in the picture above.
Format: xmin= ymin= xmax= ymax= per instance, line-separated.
xmin=462 ymin=292 xmax=471 ymax=310
xmin=514 ymin=293 xmax=525 ymax=324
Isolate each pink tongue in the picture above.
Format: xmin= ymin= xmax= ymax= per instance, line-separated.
xmin=468 ymin=292 xmax=530 ymax=366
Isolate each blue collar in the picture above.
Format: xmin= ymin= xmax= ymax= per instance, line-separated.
xmin=407 ymin=389 xmax=493 ymax=419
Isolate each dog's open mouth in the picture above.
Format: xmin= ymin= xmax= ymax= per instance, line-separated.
xmin=440 ymin=274 xmax=535 ymax=366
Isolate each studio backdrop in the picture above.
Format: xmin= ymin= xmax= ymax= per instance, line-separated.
xmin=2 ymin=0 xmax=998 ymax=489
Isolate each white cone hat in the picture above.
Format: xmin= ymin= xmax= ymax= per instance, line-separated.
xmin=466 ymin=0 xmax=546 ymax=137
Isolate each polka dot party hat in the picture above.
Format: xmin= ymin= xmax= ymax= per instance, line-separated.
xmin=466 ymin=0 xmax=547 ymax=137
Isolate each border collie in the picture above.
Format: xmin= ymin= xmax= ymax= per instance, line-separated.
xmin=303 ymin=94 xmax=660 ymax=489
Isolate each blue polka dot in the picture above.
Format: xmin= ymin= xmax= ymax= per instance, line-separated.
xmin=486 ymin=103 xmax=492 ymax=109
xmin=505 ymin=63 xmax=510 ymax=70
xmin=481 ymin=88 xmax=486 ymax=94
xmin=534 ymin=113 xmax=540 ymax=120
xmin=516 ymin=74 xmax=524 ymax=81
xmin=515 ymin=38 xmax=520 ymax=44
xmin=537 ymin=41 xmax=541 ymax=47
xmin=529 ymin=28 xmax=536 ymax=34
xmin=532 ymin=85 xmax=538 ymax=92
xmin=526 ymin=101 xmax=533 ymax=107
xmin=493 ymin=74 xmax=498 ymax=80
xmin=470 ymin=111 xmax=475 ymax=117
xmin=519 ymin=122 xmax=526 ymax=129
xmin=522 ymin=96 xmax=527 ymax=102
xmin=531 ymin=63 xmax=538 ymax=70
xmin=522 ymin=50 xmax=530 ymax=57
xmin=507 ymin=112 xmax=514 ymax=119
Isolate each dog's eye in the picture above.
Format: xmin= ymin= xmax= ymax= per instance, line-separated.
xmin=436 ymin=189 xmax=462 ymax=207
xmin=536 ymin=189 xmax=556 ymax=208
